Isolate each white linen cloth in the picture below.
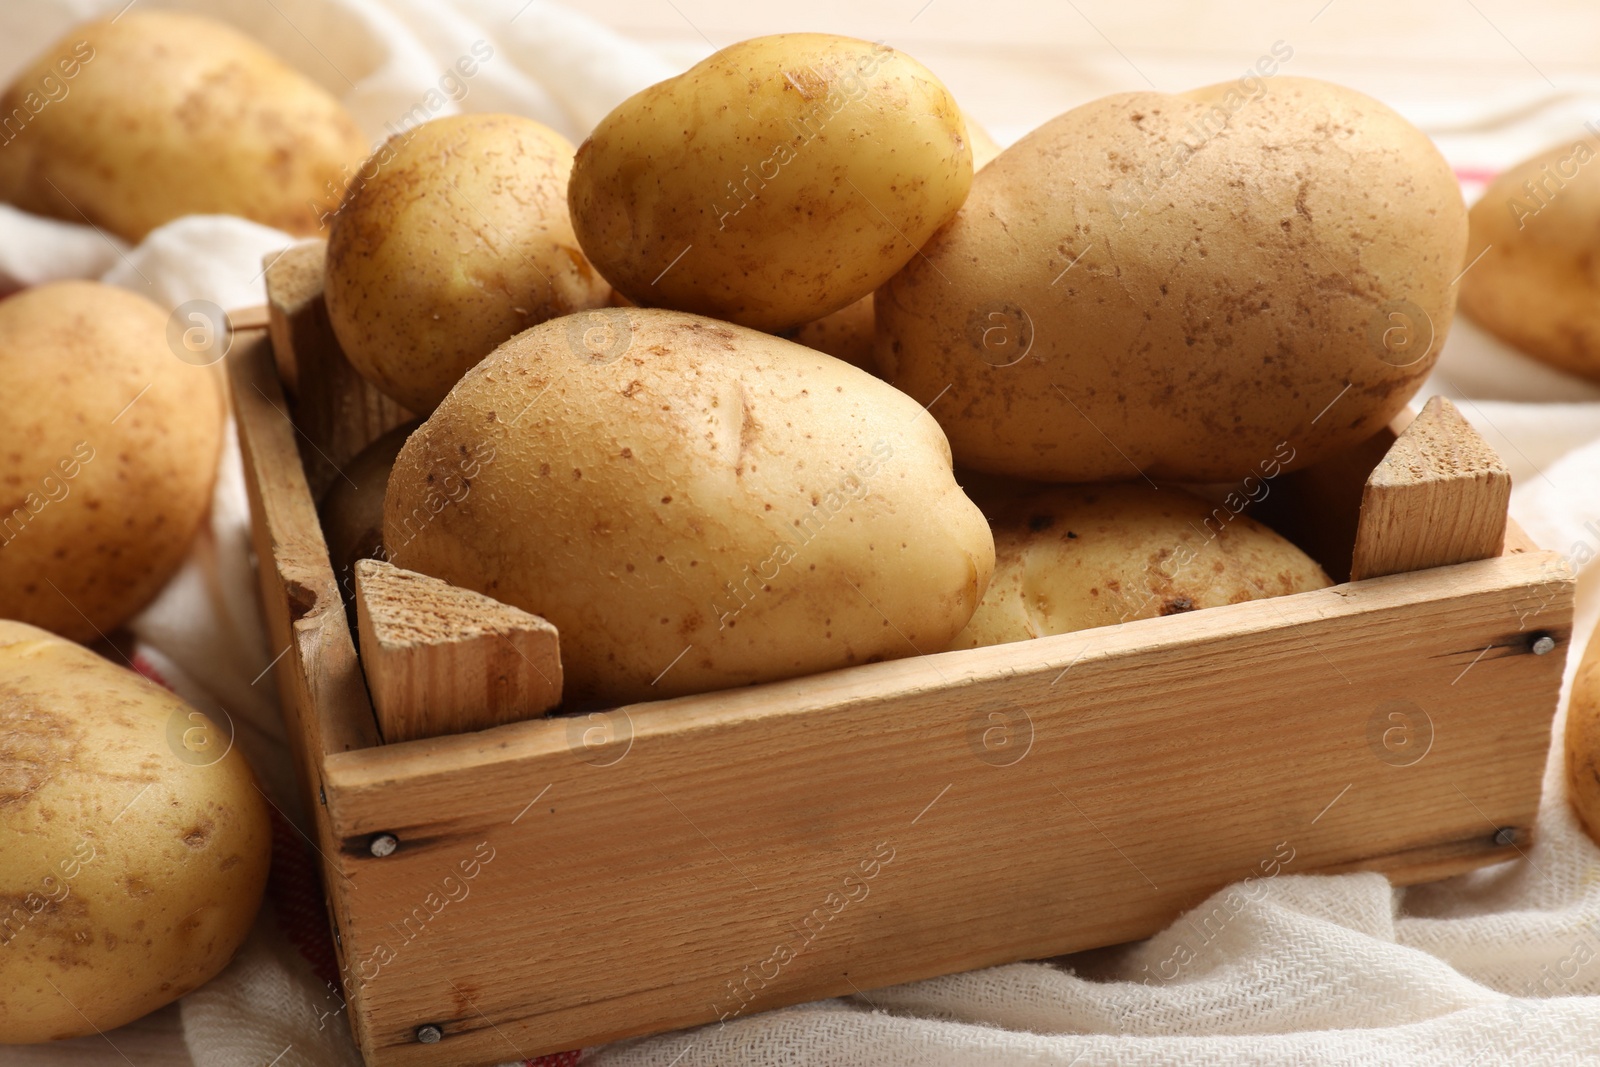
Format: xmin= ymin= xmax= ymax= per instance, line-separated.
xmin=2 ymin=2 xmax=1598 ymax=1065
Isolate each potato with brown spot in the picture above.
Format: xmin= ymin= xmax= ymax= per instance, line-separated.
xmin=327 ymin=114 xmax=611 ymax=412
xmin=879 ymin=75 xmax=1467 ymax=482
xmin=950 ymin=484 xmax=1331 ymax=649
xmin=1459 ymin=137 xmax=1600 ymax=382
xmin=0 ymin=281 xmax=224 ymax=642
xmin=0 ymin=11 xmax=369 ymax=242
xmin=385 ymin=307 xmax=994 ymax=704
xmin=569 ymin=34 xmax=972 ymax=332
xmin=0 ymin=621 xmax=270 ymax=1042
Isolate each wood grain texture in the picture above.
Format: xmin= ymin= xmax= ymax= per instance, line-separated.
xmin=318 ymin=546 xmax=1571 ymax=1065
xmin=355 ymin=559 xmax=563 ymax=743
xmin=226 ymin=327 xmax=376 ymax=1011
xmin=1350 ymin=397 xmax=1511 ymax=581
xmin=264 ymin=240 xmax=413 ymax=499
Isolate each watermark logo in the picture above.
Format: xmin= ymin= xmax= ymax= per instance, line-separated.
xmin=563 ymin=308 xmax=633 ymax=365
xmin=165 ymin=705 xmax=236 ymax=767
xmin=1368 ymin=299 xmax=1434 ymax=368
xmin=968 ymin=305 xmax=1034 ymax=367
xmin=967 ymin=703 xmax=1034 ymax=767
xmin=167 ymin=300 xmax=232 ymax=366
xmin=1366 ymin=699 xmax=1432 ymax=767
xmin=567 ymin=709 xmax=634 ymax=767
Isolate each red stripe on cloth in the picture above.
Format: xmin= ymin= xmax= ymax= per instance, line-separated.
xmin=266 ymin=805 xmax=343 ymax=992
xmin=1454 ymin=166 xmax=1499 ymax=185
xmin=131 ymin=651 xmax=174 ymax=691
xmin=526 ymin=1052 xmax=582 ymax=1066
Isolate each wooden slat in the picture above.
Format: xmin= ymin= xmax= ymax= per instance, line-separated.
xmin=319 ymin=544 xmax=1571 ymax=1065
xmin=1350 ymin=397 xmax=1511 ymax=581
xmin=264 ymin=241 xmax=413 ymax=500
xmin=355 ymin=560 xmax=563 ymax=743
xmin=225 ymin=329 xmax=378 ymax=1015
xmin=1248 ymin=407 xmax=1414 ymax=583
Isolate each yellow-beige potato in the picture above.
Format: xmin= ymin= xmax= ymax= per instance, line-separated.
xmin=1566 ymin=615 xmax=1600 ymax=845
xmin=950 ymin=484 xmax=1331 ymax=648
xmin=0 ymin=282 xmax=225 ymax=642
xmin=1460 ymin=137 xmax=1600 ymax=382
xmin=385 ymin=307 xmax=994 ymax=703
xmin=327 ymin=114 xmax=611 ymax=412
xmin=879 ymin=74 xmax=1468 ymax=482
xmin=0 ymin=11 xmax=369 ymax=242
xmin=0 ymin=621 xmax=270 ymax=1042
xmin=569 ymin=34 xmax=972 ymax=333
xmin=788 ymin=113 xmax=997 ymax=375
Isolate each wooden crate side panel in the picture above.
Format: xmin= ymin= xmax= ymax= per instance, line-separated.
xmin=319 ymin=550 xmax=1572 ymax=1065
xmin=227 ymin=330 xmax=386 ymax=1035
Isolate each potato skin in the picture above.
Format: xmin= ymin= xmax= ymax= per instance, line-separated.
xmin=327 ymin=114 xmax=611 ymax=412
xmin=788 ymin=114 xmax=998 ymax=376
xmin=385 ymin=308 xmax=994 ymax=704
xmin=569 ymin=34 xmax=972 ymax=333
xmin=0 ymin=11 xmax=369 ymax=242
xmin=879 ymin=76 xmax=1467 ymax=482
xmin=1567 ymin=617 xmax=1600 ymax=844
xmin=950 ymin=484 xmax=1331 ymax=648
xmin=0 ymin=621 xmax=270 ymax=1042
xmin=0 ymin=282 xmax=224 ymax=642
xmin=1460 ymin=137 xmax=1600 ymax=382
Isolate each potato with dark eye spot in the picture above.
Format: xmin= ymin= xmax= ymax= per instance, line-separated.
xmin=0 ymin=11 xmax=369 ymax=243
xmin=569 ymin=34 xmax=972 ymax=333
xmin=385 ymin=307 xmax=994 ymax=704
xmin=949 ymin=484 xmax=1331 ymax=649
xmin=880 ymin=75 xmax=1468 ymax=482
xmin=0 ymin=621 xmax=270 ymax=1043
xmin=326 ymin=114 xmax=612 ymax=412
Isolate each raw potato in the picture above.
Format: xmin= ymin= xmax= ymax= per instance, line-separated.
xmin=879 ymin=75 xmax=1468 ymax=482
xmin=0 ymin=621 xmax=270 ymax=1042
xmin=950 ymin=484 xmax=1332 ymax=648
xmin=569 ymin=34 xmax=972 ymax=332
xmin=327 ymin=114 xmax=611 ymax=412
xmin=0 ymin=11 xmax=369 ymax=242
xmin=792 ymin=293 xmax=878 ymax=372
xmin=789 ymin=112 xmax=1001 ymax=374
xmin=0 ymin=282 xmax=225 ymax=642
xmin=320 ymin=421 xmax=419 ymax=609
xmin=1460 ymin=136 xmax=1600 ymax=382
xmin=1567 ymin=617 xmax=1600 ymax=845
xmin=385 ymin=307 xmax=994 ymax=704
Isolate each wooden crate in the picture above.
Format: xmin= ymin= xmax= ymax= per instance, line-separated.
xmin=228 ymin=247 xmax=1575 ymax=1066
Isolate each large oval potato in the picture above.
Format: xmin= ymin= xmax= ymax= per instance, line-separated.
xmin=0 ymin=11 xmax=369 ymax=242
xmin=327 ymin=114 xmax=611 ymax=412
xmin=0 ymin=282 xmax=225 ymax=642
xmin=951 ymin=483 xmax=1331 ymax=648
xmin=1460 ymin=137 xmax=1600 ymax=382
xmin=880 ymin=75 xmax=1467 ymax=482
xmin=0 ymin=621 xmax=270 ymax=1042
xmin=385 ymin=308 xmax=994 ymax=704
xmin=569 ymin=34 xmax=972 ymax=333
